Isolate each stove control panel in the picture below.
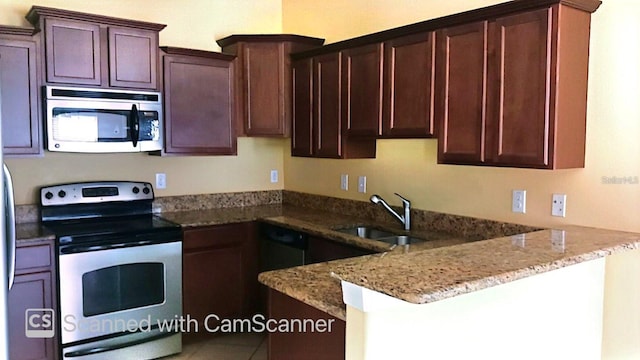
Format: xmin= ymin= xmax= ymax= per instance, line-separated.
xmin=40 ymin=181 xmax=154 ymax=206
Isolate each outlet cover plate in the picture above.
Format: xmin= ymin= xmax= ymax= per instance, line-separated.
xmin=358 ymin=176 xmax=366 ymax=193
xmin=552 ymin=194 xmax=566 ymax=217
xmin=340 ymin=174 xmax=348 ymax=191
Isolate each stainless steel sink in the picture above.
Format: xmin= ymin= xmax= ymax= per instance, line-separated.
xmin=335 ymin=226 xmax=425 ymax=245
xmin=335 ymin=226 xmax=396 ymax=239
xmin=375 ymin=235 xmax=425 ymax=245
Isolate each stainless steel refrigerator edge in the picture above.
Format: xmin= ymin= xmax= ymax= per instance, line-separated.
xmin=0 ymin=52 xmax=18 ymax=360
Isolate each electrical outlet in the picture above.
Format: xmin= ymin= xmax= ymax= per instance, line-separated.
xmin=552 ymin=194 xmax=566 ymax=217
xmin=340 ymin=174 xmax=348 ymax=191
xmin=270 ymin=170 xmax=278 ymax=183
xmin=155 ymin=173 xmax=167 ymax=189
xmin=358 ymin=176 xmax=366 ymax=193
xmin=512 ymin=190 xmax=526 ymax=213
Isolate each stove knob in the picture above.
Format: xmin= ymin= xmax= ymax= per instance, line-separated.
xmin=132 ymin=186 xmax=140 ymax=194
xmin=45 ymin=191 xmax=54 ymax=200
xmin=58 ymin=190 xmax=66 ymax=198
xmin=142 ymin=187 xmax=150 ymax=195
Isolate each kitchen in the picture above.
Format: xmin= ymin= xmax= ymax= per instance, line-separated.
xmin=0 ymin=0 xmax=639 ymax=359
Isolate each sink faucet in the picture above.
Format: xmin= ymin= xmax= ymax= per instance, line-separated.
xmin=370 ymin=193 xmax=411 ymax=231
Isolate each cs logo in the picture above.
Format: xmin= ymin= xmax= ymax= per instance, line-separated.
xmin=25 ymin=308 xmax=55 ymax=338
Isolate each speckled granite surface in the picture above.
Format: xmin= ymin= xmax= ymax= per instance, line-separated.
xmin=153 ymin=190 xmax=281 ymax=213
xmin=16 ymin=222 xmax=55 ymax=245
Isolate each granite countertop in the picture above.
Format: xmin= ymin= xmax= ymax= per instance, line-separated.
xmin=16 ymin=222 xmax=55 ymax=245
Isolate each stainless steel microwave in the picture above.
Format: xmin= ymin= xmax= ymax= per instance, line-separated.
xmin=44 ymin=86 xmax=163 ymax=153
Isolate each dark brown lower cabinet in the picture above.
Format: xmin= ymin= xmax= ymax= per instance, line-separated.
xmin=268 ymin=289 xmax=345 ymax=360
xmin=182 ymin=222 xmax=259 ymax=343
xmin=9 ymin=240 xmax=57 ymax=360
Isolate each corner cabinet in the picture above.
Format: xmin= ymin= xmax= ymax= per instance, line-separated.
xmin=0 ymin=26 xmax=42 ymax=156
xmin=9 ymin=239 xmax=57 ymax=360
xmin=217 ymin=35 xmax=324 ymax=137
xmin=437 ymin=3 xmax=597 ymax=169
xmin=160 ymin=47 xmax=237 ymax=156
xmin=26 ymin=6 xmax=164 ymax=90
xmin=182 ymin=223 xmax=259 ymax=343
xmin=291 ymin=53 xmax=377 ymax=159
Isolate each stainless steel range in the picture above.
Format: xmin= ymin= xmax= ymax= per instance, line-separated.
xmin=40 ymin=181 xmax=182 ymax=360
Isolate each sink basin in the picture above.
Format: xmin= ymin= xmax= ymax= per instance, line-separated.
xmin=335 ymin=226 xmax=426 ymax=245
xmin=335 ymin=226 xmax=396 ymax=239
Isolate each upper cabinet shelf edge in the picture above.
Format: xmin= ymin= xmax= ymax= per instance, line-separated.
xmin=290 ymin=0 xmax=601 ymax=60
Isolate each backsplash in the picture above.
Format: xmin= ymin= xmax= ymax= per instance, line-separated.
xmin=153 ymin=190 xmax=282 ymax=213
xmin=282 ymin=191 xmax=540 ymax=240
xmin=18 ymin=189 xmax=540 ymax=239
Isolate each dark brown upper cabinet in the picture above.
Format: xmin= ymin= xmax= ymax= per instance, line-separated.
xmin=26 ymin=6 xmax=165 ymax=90
xmin=436 ymin=3 xmax=595 ymax=169
xmin=0 ymin=26 xmax=42 ymax=156
xmin=290 ymin=0 xmax=600 ymax=167
xmin=290 ymin=54 xmax=376 ymax=159
xmin=383 ymin=32 xmax=436 ymax=138
xmin=160 ymin=47 xmax=236 ymax=156
xmin=435 ymin=21 xmax=488 ymax=165
xmin=217 ymin=35 xmax=324 ymax=137
xmin=342 ymin=43 xmax=383 ymax=137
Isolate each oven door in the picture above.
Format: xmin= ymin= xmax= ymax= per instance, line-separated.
xmin=58 ymin=241 xmax=182 ymax=346
xmin=46 ymin=99 xmax=162 ymax=153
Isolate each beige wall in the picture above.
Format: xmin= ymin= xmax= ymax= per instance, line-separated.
xmin=0 ymin=0 xmax=285 ymax=205
xmin=282 ymin=0 xmax=640 ymax=233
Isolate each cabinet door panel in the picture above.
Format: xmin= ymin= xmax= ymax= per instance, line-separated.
xmin=0 ymin=38 xmax=41 ymax=155
xmin=109 ymin=27 xmax=158 ymax=89
xmin=44 ymin=18 xmax=101 ymax=85
xmin=436 ymin=22 xmax=487 ymax=164
xmin=9 ymin=272 xmax=55 ymax=360
xmin=383 ymin=32 xmax=436 ymax=137
xmin=292 ymin=59 xmax=313 ymax=156
xmin=342 ymin=43 xmax=383 ymax=137
xmin=487 ymin=9 xmax=551 ymax=167
xmin=163 ymin=55 xmax=236 ymax=155
xmin=244 ymin=43 xmax=284 ymax=135
xmin=314 ymin=52 xmax=342 ymax=158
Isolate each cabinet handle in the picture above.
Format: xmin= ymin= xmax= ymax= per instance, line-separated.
xmin=130 ymin=104 xmax=140 ymax=148
xmin=4 ymin=164 xmax=16 ymax=290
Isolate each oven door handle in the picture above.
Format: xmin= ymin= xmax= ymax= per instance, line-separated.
xmin=63 ymin=331 xmax=176 ymax=358
xmin=130 ymin=104 xmax=140 ymax=148
xmin=60 ymin=240 xmax=156 ymax=254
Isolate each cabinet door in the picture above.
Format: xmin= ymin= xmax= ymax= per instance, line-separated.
xmin=0 ymin=38 xmax=41 ymax=155
xmin=108 ymin=27 xmax=158 ymax=89
xmin=268 ymin=289 xmax=345 ymax=360
xmin=313 ymin=52 xmax=342 ymax=158
xmin=44 ymin=18 xmax=101 ymax=85
xmin=306 ymin=236 xmax=375 ymax=264
xmin=383 ymin=32 xmax=436 ymax=137
xmin=342 ymin=43 xmax=383 ymax=137
xmin=242 ymin=42 xmax=287 ymax=136
xmin=291 ymin=58 xmax=314 ymax=156
xmin=436 ymin=22 xmax=488 ymax=164
xmin=486 ymin=9 xmax=551 ymax=167
xmin=163 ymin=54 xmax=236 ymax=155
xmin=182 ymin=223 xmax=258 ymax=342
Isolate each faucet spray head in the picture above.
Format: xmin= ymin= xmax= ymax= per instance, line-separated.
xmin=370 ymin=194 xmax=382 ymax=204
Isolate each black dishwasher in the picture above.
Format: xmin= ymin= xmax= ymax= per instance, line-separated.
xmin=260 ymin=223 xmax=308 ymax=271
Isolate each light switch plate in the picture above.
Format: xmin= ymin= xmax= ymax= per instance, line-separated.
xmin=340 ymin=174 xmax=348 ymax=191
xmin=512 ymin=190 xmax=526 ymax=213
xmin=270 ymin=170 xmax=278 ymax=183
xmin=358 ymin=176 xmax=366 ymax=193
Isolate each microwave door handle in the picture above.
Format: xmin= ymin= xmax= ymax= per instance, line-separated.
xmin=130 ymin=104 xmax=140 ymax=147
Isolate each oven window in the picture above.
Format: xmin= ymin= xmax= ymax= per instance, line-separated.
xmin=82 ymin=263 xmax=165 ymax=317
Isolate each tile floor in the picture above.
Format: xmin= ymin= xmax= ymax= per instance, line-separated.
xmin=163 ymin=333 xmax=267 ymax=360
